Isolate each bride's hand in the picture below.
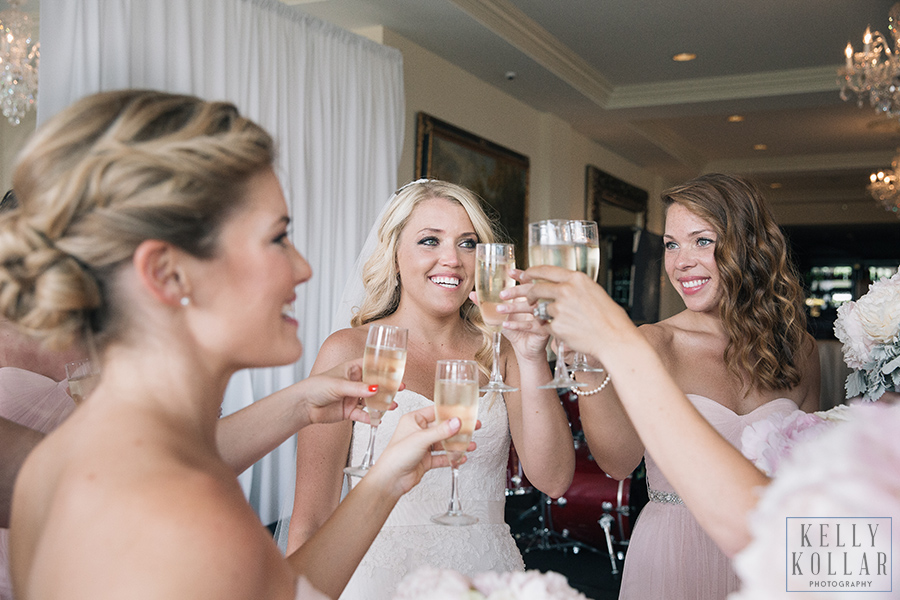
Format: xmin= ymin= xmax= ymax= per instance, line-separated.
xmin=489 ymin=269 xmax=552 ymax=361
xmin=297 ymin=359 xmax=398 ymax=426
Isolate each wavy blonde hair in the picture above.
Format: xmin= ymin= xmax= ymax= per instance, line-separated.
xmin=661 ymin=173 xmax=810 ymax=392
xmin=351 ymin=180 xmax=499 ymax=379
xmin=0 ymin=90 xmax=274 ymax=351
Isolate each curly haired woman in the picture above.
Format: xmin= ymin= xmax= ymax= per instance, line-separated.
xmin=564 ymin=173 xmax=821 ymax=600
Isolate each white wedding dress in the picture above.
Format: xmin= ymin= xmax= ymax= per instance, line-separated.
xmin=339 ymin=389 xmax=525 ymax=600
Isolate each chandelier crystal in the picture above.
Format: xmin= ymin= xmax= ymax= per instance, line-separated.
xmin=0 ymin=0 xmax=40 ymax=126
xmin=868 ymin=151 xmax=900 ymax=216
xmin=840 ymin=3 xmax=900 ymax=119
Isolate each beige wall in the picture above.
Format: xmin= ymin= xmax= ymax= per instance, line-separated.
xmin=0 ymin=110 xmax=36 ymax=193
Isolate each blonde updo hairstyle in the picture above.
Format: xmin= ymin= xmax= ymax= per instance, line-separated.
xmin=351 ymin=180 xmax=498 ymax=380
xmin=0 ymin=90 xmax=274 ymax=352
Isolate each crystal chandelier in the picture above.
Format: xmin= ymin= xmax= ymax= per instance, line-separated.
xmin=868 ymin=151 xmax=900 ymax=216
xmin=840 ymin=3 xmax=900 ymax=119
xmin=0 ymin=0 xmax=40 ymax=126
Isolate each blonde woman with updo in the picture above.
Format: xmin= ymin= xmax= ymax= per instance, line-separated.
xmin=0 ymin=90 xmax=469 ymax=600
xmin=287 ymin=180 xmax=575 ymax=600
xmin=540 ymin=173 xmax=820 ymax=600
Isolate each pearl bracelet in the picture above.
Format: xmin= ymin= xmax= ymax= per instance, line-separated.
xmin=572 ymin=373 xmax=611 ymax=396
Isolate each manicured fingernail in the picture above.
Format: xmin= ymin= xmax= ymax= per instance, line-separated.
xmin=368 ymin=385 xmax=378 ymax=392
xmin=449 ymin=417 xmax=461 ymax=428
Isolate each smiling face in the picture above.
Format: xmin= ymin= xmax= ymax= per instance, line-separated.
xmin=190 ymin=168 xmax=311 ymax=370
xmin=395 ymin=197 xmax=478 ymax=317
xmin=663 ymin=202 xmax=722 ymax=314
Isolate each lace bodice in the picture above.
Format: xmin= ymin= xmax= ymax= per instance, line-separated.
xmin=341 ymin=389 xmax=524 ymax=600
xmin=645 ymin=395 xmax=799 ymax=496
xmin=349 ymin=389 xmax=512 ymax=521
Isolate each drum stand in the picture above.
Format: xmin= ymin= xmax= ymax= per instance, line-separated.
xmin=598 ymin=513 xmax=623 ymax=576
xmin=517 ymin=493 xmax=602 ymax=556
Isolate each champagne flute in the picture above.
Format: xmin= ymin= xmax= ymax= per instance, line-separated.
xmin=528 ymin=220 xmax=586 ymax=389
xmin=65 ymin=358 xmax=100 ymax=404
xmin=476 ymin=243 xmax=518 ymax=393
xmin=431 ymin=359 xmax=480 ymax=526
xmin=344 ymin=324 xmax=408 ymax=478
xmin=568 ymin=220 xmax=604 ymax=373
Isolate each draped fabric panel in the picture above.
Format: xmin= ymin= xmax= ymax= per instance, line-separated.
xmin=37 ymin=0 xmax=404 ymax=524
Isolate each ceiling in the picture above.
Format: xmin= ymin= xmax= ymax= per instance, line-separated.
xmin=5 ymin=0 xmax=900 ymax=220
xmin=281 ymin=0 xmax=900 ymax=220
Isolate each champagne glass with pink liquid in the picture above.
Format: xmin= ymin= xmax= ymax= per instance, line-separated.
xmin=344 ymin=324 xmax=408 ymax=478
xmin=431 ymin=359 xmax=480 ymax=526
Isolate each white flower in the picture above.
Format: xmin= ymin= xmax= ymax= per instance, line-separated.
xmin=833 ymin=267 xmax=900 ymax=400
xmin=396 ymin=568 xmax=586 ymax=600
xmin=394 ymin=567 xmax=475 ymax=600
xmin=855 ymin=271 xmax=900 ymax=344
xmin=730 ymin=402 xmax=900 ymax=599
xmin=834 ymin=301 xmax=875 ymax=370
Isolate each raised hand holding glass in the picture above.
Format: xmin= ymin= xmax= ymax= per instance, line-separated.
xmin=527 ymin=219 xmax=586 ymax=389
xmin=344 ymin=324 xmax=408 ymax=478
xmin=568 ymin=220 xmax=604 ymax=373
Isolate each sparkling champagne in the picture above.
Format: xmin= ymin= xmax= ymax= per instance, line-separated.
xmin=574 ymin=243 xmax=601 ymax=281
xmin=67 ymin=374 xmax=97 ymax=404
xmin=476 ymin=256 xmax=515 ymax=332
xmin=529 ymin=243 xmax=576 ymax=270
xmin=362 ymin=346 xmax=407 ymax=424
xmin=434 ymin=379 xmax=479 ymax=456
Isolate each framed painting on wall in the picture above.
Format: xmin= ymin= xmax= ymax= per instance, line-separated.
xmin=584 ymin=165 xmax=660 ymax=324
xmin=415 ymin=112 xmax=529 ymax=266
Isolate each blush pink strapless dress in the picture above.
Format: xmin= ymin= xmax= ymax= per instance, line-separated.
xmin=617 ymin=394 xmax=798 ymax=600
xmin=0 ymin=367 xmax=75 ymax=600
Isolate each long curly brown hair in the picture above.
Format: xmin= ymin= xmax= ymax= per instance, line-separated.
xmin=661 ymin=173 xmax=809 ymax=392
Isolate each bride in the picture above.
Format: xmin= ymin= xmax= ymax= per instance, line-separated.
xmin=287 ymin=180 xmax=575 ymax=600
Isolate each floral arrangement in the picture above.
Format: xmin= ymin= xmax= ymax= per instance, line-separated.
xmin=833 ymin=267 xmax=900 ymax=401
xmin=740 ymin=405 xmax=855 ymax=476
xmin=731 ymin=402 xmax=900 ymax=599
xmin=393 ymin=567 xmax=587 ymax=600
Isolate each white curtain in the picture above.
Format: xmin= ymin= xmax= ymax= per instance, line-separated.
xmin=37 ymin=0 xmax=404 ymax=525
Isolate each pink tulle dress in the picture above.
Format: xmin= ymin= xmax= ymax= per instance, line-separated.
xmin=618 ymin=394 xmax=797 ymax=600
xmin=0 ymin=367 xmax=76 ymax=600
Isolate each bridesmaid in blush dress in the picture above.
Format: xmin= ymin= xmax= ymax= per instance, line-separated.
xmin=1 ymin=91 xmax=472 ymax=600
xmin=517 ymin=174 xmax=821 ymax=600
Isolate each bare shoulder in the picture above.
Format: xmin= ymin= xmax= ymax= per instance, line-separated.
xmin=311 ymin=327 xmax=368 ymax=374
xmin=84 ymin=463 xmax=291 ymax=598
xmin=15 ymin=435 xmax=294 ymax=599
xmin=638 ymin=320 xmax=675 ymax=353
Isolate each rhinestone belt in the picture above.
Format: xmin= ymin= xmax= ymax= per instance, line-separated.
xmin=648 ymin=488 xmax=684 ymax=505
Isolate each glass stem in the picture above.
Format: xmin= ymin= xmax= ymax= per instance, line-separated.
xmin=361 ymin=423 xmax=379 ymax=469
xmin=489 ymin=330 xmax=503 ymax=384
xmin=447 ymin=466 xmax=463 ymax=515
xmin=554 ymin=340 xmax=569 ymax=380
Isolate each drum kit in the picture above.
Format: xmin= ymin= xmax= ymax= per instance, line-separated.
xmin=506 ymin=390 xmax=646 ymax=576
